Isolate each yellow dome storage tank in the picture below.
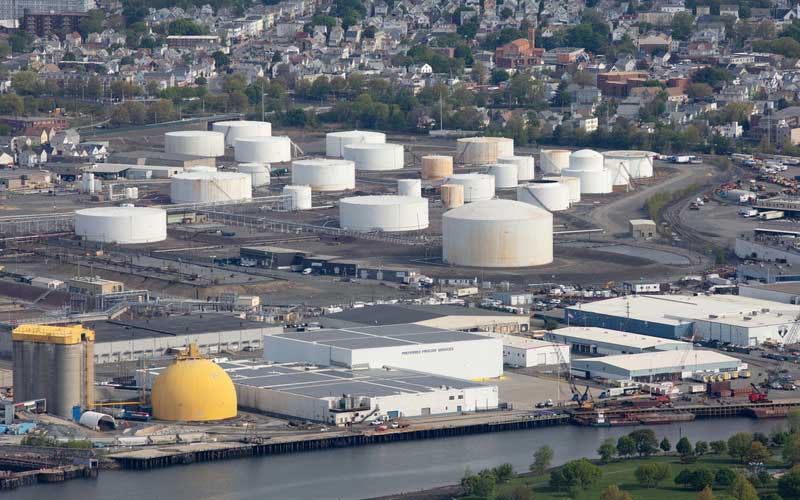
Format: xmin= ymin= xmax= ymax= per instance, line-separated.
xmin=151 ymin=345 xmax=237 ymax=421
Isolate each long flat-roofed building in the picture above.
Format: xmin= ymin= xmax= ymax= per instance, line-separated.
xmin=141 ymin=360 xmax=498 ymax=425
xmin=571 ymin=350 xmax=745 ymax=382
xmin=544 ymin=326 xmax=690 ymax=356
xmin=263 ymin=324 xmax=503 ymax=380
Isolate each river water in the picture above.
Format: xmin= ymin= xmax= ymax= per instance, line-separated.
xmin=6 ymin=418 xmax=782 ymax=500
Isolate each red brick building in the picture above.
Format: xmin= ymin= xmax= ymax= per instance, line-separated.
xmin=494 ymin=28 xmax=545 ymax=69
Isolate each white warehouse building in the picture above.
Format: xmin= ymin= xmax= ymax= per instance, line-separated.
xmin=494 ymin=335 xmax=569 ymax=368
xmin=544 ymin=327 xmax=691 ymax=356
xmin=263 ymin=324 xmax=503 ymax=380
xmin=571 ymin=350 xmax=745 ymax=382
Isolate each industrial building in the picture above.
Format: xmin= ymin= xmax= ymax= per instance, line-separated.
xmin=566 ymin=294 xmax=798 ymax=345
xmin=142 ymin=361 xmax=498 ymax=425
xmin=570 ymin=350 xmax=745 ymax=382
xmin=107 ymin=150 xmax=215 ymax=169
xmin=544 ymin=326 xmax=690 ymax=355
xmin=738 ymin=282 xmax=800 ymax=304
xmin=491 ymin=335 xmax=569 ymax=368
xmin=263 ymin=324 xmax=503 ymax=380
xmin=2 ymin=315 xmax=279 ymax=363
xmin=12 ymin=324 xmax=94 ymax=418
xmin=630 ymin=219 xmax=657 ymax=240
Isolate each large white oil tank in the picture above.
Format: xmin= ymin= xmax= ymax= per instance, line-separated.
xmin=75 ymin=206 xmax=167 ymax=244
xmin=421 ymin=155 xmax=453 ymax=179
xmin=234 ymin=136 xmax=291 ymax=164
xmin=562 ymin=168 xmax=613 ymax=194
xmin=212 ymin=120 xmax=272 ymax=146
xmin=517 ymin=180 xmax=570 ymax=211
xmin=603 ymin=150 xmax=654 ymax=179
xmin=456 ymin=137 xmax=514 ymax=165
xmin=292 ymin=158 xmax=355 ymax=191
xmin=498 ymin=155 xmax=535 ymax=181
xmin=569 ymin=149 xmax=604 ymax=171
xmin=237 ymin=163 xmax=271 ymax=187
xmin=397 ymin=179 xmax=421 ymax=197
xmin=186 ymin=165 xmax=217 ymax=173
xmin=487 ymin=163 xmax=518 ymax=189
xmin=80 ymin=173 xmax=101 ymax=193
xmin=443 ymin=199 xmax=553 ymax=268
xmin=441 ymin=184 xmax=464 ymax=208
xmin=170 ymin=171 xmax=252 ymax=203
xmin=339 ymin=195 xmax=429 ymax=232
xmin=539 ymin=149 xmax=570 ymax=174
xmin=283 ymin=185 xmax=312 ymax=210
xmin=165 ymin=131 xmax=225 ymax=157
xmin=544 ymin=176 xmax=581 ymax=203
xmin=343 ymin=143 xmax=404 ymax=171
xmin=444 ymin=173 xmax=495 ymax=202
xmin=326 ymin=130 xmax=386 ymax=157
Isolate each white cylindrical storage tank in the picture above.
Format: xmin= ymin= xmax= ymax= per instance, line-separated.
xmin=339 ymin=195 xmax=429 ymax=232
xmin=444 ymin=173 xmax=495 ymax=202
xmin=539 ymin=149 xmax=570 ymax=174
xmin=326 ymin=130 xmax=386 ymax=157
xmin=237 ymin=163 xmax=271 ymax=187
xmin=603 ymin=150 xmax=654 ymax=179
xmin=487 ymin=163 xmax=518 ymax=189
xmin=74 ymin=207 xmax=167 ymax=244
xmin=212 ymin=120 xmax=272 ymax=146
xmin=292 ymin=158 xmax=355 ymax=191
xmin=443 ymin=199 xmax=553 ymax=267
xmin=498 ymin=155 xmax=535 ymax=181
xmin=441 ymin=184 xmax=464 ymax=209
xmin=421 ymin=155 xmax=453 ymax=179
xmin=569 ymin=149 xmax=604 ymax=171
xmin=517 ymin=180 xmax=570 ymax=211
xmin=283 ymin=185 xmax=312 ymax=210
xmin=186 ymin=165 xmax=217 ymax=173
xmin=544 ymin=176 xmax=581 ymax=203
xmin=132 ymin=187 xmax=139 ymax=199
xmin=343 ymin=143 xmax=404 ymax=171
xmin=170 ymin=171 xmax=252 ymax=203
xmin=165 ymin=131 xmax=225 ymax=157
xmin=456 ymin=137 xmax=514 ymax=165
xmin=562 ymin=168 xmax=613 ymax=194
xmin=605 ymin=159 xmax=631 ymax=186
xmin=397 ymin=179 xmax=421 ymax=197
xmin=234 ymin=136 xmax=291 ymax=163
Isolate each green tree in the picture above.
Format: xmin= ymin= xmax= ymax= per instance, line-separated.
xmin=728 ymin=433 xmax=753 ymax=463
xmin=714 ymin=467 xmax=736 ymax=486
xmin=497 ymin=484 xmax=533 ymax=500
xmin=696 ymin=441 xmax=709 ymax=456
xmin=660 ymin=437 xmax=671 ymax=454
xmin=785 ymin=433 xmax=800 ymax=466
xmin=550 ymin=458 xmax=601 ymax=495
xmin=167 ymin=19 xmax=208 ymax=36
xmin=629 ymin=429 xmax=659 ymax=457
xmin=598 ymin=438 xmax=617 ymax=463
xmin=11 ymin=71 xmax=41 ymax=96
xmin=779 ymin=468 xmax=800 ymax=499
xmin=531 ymin=445 xmax=554 ymax=474
xmin=671 ymin=11 xmax=695 ymax=40
xmin=731 ymin=473 xmax=758 ymax=500
xmin=745 ymin=440 xmax=772 ymax=463
xmin=691 ymin=66 xmax=733 ymax=90
xmin=789 ymin=409 xmax=800 ymax=433
xmin=617 ymin=435 xmax=636 ymax=458
xmin=690 ymin=468 xmax=716 ymax=491
xmin=494 ymin=463 xmax=515 ymax=483
xmin=677 ymin=437 xmax=694 ymax=458
xmin=600 ymin=484 xmax=633 ymax=500
xmin=0 ymin=93 xmax=23 ymax=115
xmin=634 ymin=463 xmax=671 ymax=488
xmin=710 ymin=440 xmax=727 ymax=454
xmin=676 ymin=469 xmax=694 ymax=488
xmin=687 ymin=83 xmax=713 ymax=99
xmin=78 ymin=9 xmax=105 ymax=38
xmin=462 ymin=469 xmax=497 ymax=498
xmin=491 ymin=69 xmax=510 ymax=85
xmin=212 ymin=51 xmax=230 ymax=69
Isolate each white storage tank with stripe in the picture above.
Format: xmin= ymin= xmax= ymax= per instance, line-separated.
xmin=283 ymin=185 xmax=312 ymax=210
xmin=237 ymin=163 xmax=271 ymax=187
xmin=326 ymin=130 xmax=386 ymax=157
xmin=212 ymin=120 xmax=272 ymax=146
xmin=444 ymin=173 xmax=495 ymax=202
xmin=562 ymin=168 xmax=613 ymax=194
xmin=339 ymin=195 xmax=429 ymax=232
xmin=397 ymin=179 xmax=421 ymax=197
xmin=544 ymin=176 xmax=581 ymax=203
xmin=456 ymin=137 xmax=514 ymax=164
xmin=441 ymin=184 xmax=464 ymax=208
xmin=487 ymin=163 xmax=518 ymax=189
xmin=498 ymin=155 xmax=535 ymax=181
xmin=75 ymin=206 xmax=167 ymax=244
xmin=603 ymin=150 xmax=654 ymax=179
xmin=443 ymin=199 xmax=553 ymax=268
xmin=517 ymin=180 xmax=570 ymax=211
xmin=234 ymin=136 xmax=291 ymax=163
xmin=170 ymin=171 xmax=252 ymax=203
xmin=343 ymin=143 xmax=404 ymax=171
xmin=605 ymin=158 xmax=631 ymax=186
xmin=539 ymin=149 xmax=570 ymax=174
xmin=292 ymin=158 xmax=355 ymax=191
xmin=165 ymin=131 xmax=225 ymax=157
